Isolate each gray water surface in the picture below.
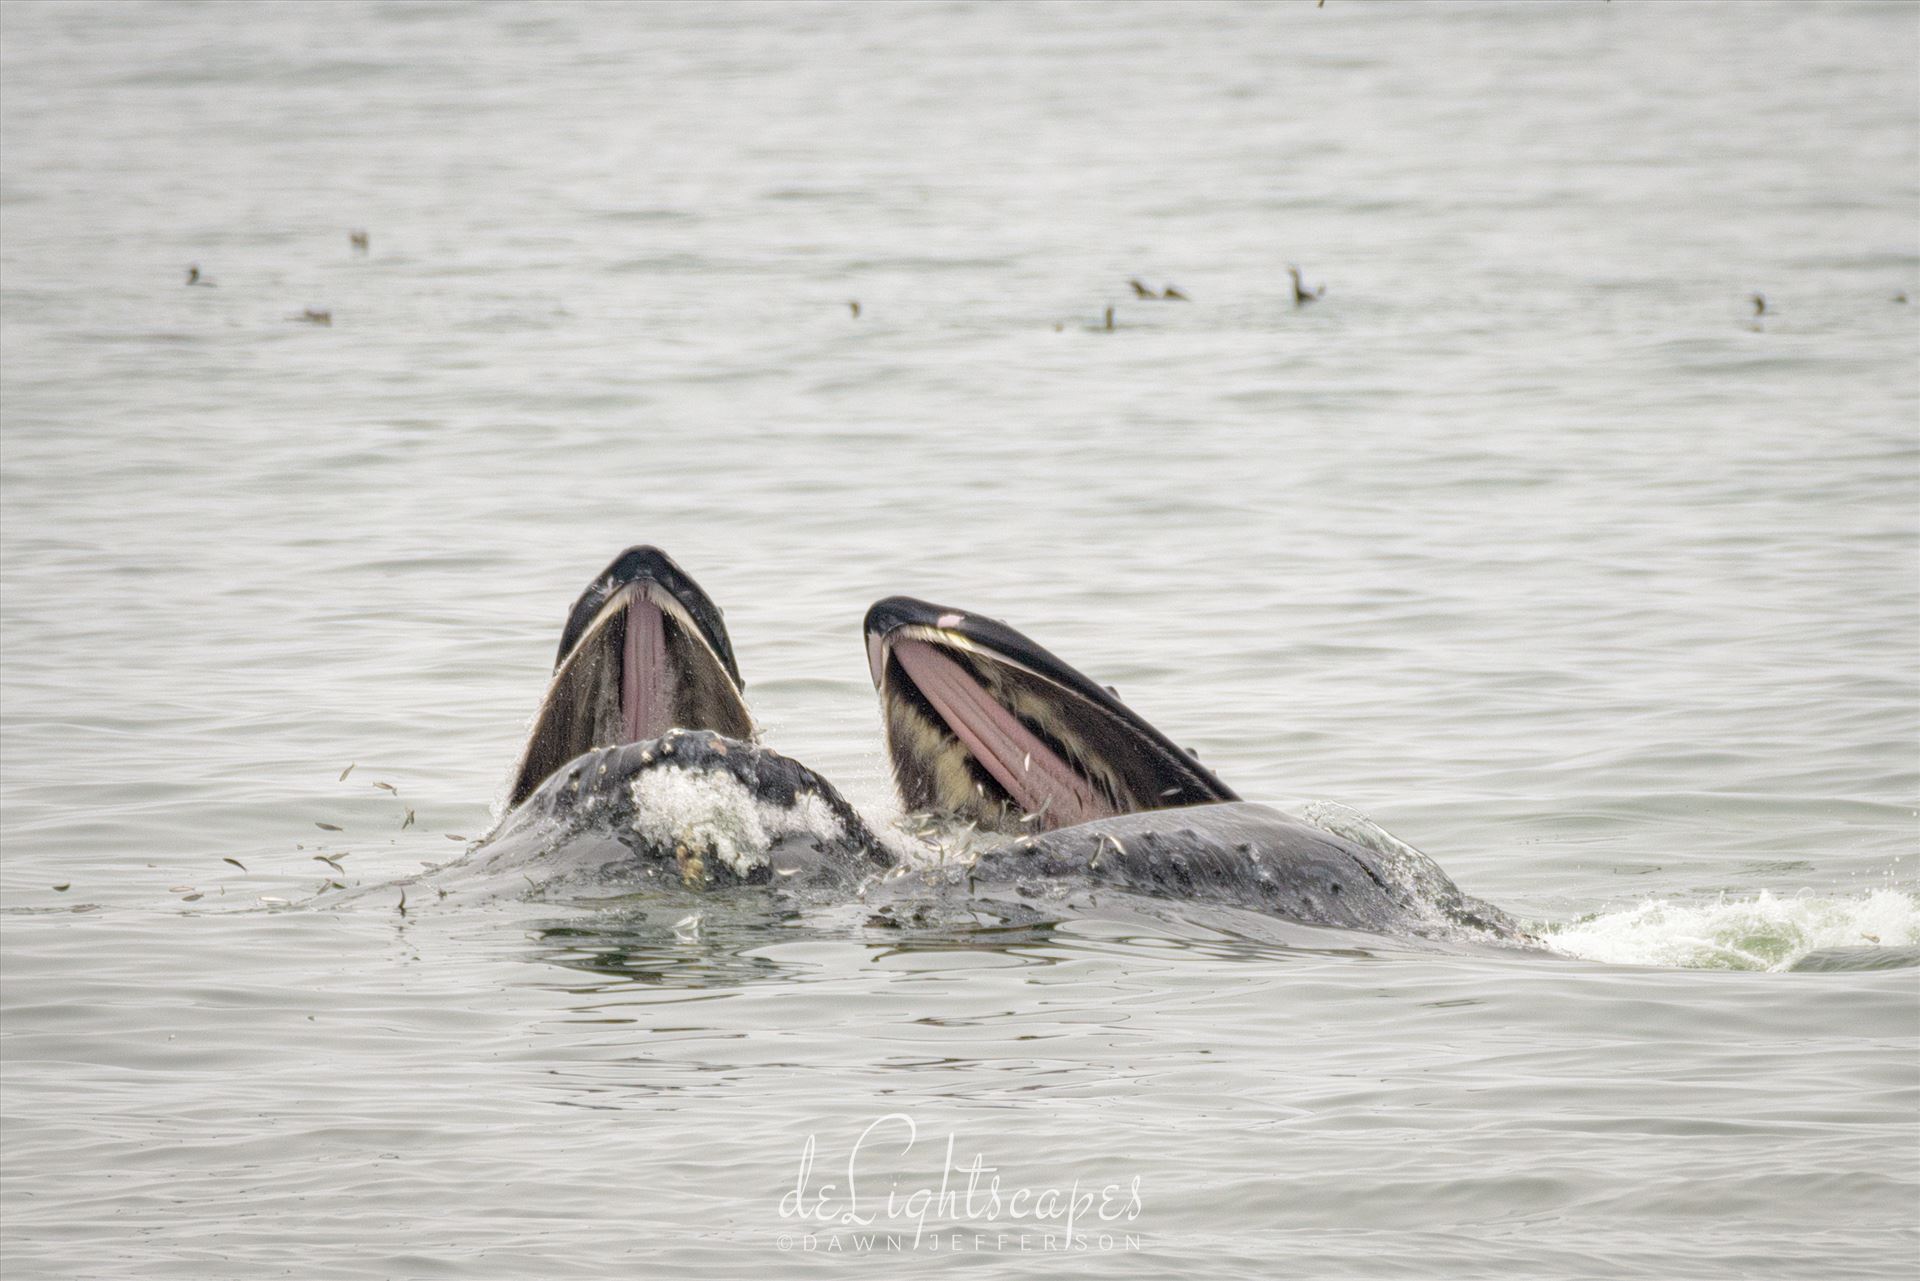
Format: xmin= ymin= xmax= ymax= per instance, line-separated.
xmin=2 ymin=3 xmax=1916 ymax=1277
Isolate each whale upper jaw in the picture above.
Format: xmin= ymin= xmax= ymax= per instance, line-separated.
xmin=506 ymin=546 xmax=753 ymax=808
xmin=862 ymin=596 xmax=1237 ymax=835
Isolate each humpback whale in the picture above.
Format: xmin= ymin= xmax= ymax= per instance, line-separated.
xmin=860 ymin=596 xmax=1530 ymax=944
xmin=449 ymin=547 xmax=882 ymax=902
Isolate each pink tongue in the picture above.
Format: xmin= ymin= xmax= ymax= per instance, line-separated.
xmin=622 ymin=597 xmax=669 ymax=743
xmin=892 ymin=640 xmax=1110 ymax=830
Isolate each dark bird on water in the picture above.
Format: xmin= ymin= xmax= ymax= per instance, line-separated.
xmin=1287 ymin=265 xmax=1325 ymax=306
xmin=349 ymin=229 xmax=369 ymax=255
xmin=185 ymin=264 xmax=215 ymax=287
xmin=848 ymin=300 xmax=860 ymax=318
xmin=1127 ymin=278 xmax=1190 ymax=301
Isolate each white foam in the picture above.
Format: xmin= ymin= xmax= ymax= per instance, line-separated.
xmin=1543 ymin=888 xmax=1920 ymax=971
xmin=628 ymin=765 xmax=845 ymax=879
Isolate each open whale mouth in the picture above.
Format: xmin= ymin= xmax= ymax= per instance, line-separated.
xmin=507 ymin=547 xmax=753 ymax=807
xmin=863 ymin=597 xmax=1237 ymax=834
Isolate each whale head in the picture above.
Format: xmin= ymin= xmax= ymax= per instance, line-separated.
xmin=506 ymin=547 xmax=753 ymax=807
xmin=862 ymin=597 xmax=1237 ymax=834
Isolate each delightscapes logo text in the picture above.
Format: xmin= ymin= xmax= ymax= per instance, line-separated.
xmin=774 ymin=1113 xmax=1144 ymax=1254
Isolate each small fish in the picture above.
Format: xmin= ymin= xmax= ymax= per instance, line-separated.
xmin=313 ymin=854 xmax=344 ymax=873
xmin=51 ymin=883 xmax=70 ymax=892
xmin=316 ymin=822 xmax=343 ymax=831
xmin=397 ymin=889 xmax=408 ymax=916
xmin=181 ymin=892 xmax=203 ymax=902
xmin=295 ymin=308 xmax=332 ymax=326
xmin=222 ymin=857 xmax=247 ymax=871
xmin=1162 ymin=285 xmax=1189 ymax=301
xmin=1127 ymin=278 xmax=1157 ymax=299
xmin=1751 ymin=293 xmax=1767 ymax=317
xmin=169 ymin=885 xmax=194 ymax=893
xmin=373 ymin=781 xmax=397 ymax=793
xmin=1023 ymin=751 xmax=1032 ymax=772
xmin=673 ymin=913 xmax=701 ymax=940
xmin=1158 ymin=786 xmax=1181 ymax=798
xmin=259 ymin=895 xmax=289 ymax=906
xmin=401 ymin=808 xmax=415 ymax=830
xmin=348 ymin=229 xmax=369 ymax=254
xmin=1018 ymin=798 xmax=1054 ymax=826
xmin=848 ymin=300 xmax=861 ymax=318
xmin=185 ymin=264 xmax=216 ymax=287
xmin=339 ymin=763 xmax=355 ymax=781
xmin=446 ymin=833 xmax=467 ymax=841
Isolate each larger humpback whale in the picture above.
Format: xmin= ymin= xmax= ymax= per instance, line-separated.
xmin=447 ymin=548 xmax=1529 ymax=946
xmin=859 ymin=594 xmax=1529 ymax=943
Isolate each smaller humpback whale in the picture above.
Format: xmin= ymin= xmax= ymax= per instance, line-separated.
xmin=1288 ymin=265 xmax=1325 ymax=306
xmin=410 ymin=550 xmax=875 ymax=905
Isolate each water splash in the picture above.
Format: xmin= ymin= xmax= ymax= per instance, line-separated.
xmin=1298 ymin=799 xmax=1526 ymax=943
xmin=1542 ymin=889 xmax=1920 ymax=971
xmin=628 ymin=765 xmax=845 ymax=879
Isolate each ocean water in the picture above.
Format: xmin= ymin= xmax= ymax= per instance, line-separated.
xmin=2 ymin=1 xmax=1916 ymax=1276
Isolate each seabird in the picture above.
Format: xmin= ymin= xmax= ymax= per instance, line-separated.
xmin=1288 ymin=265 xmax=1325 ymax=306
